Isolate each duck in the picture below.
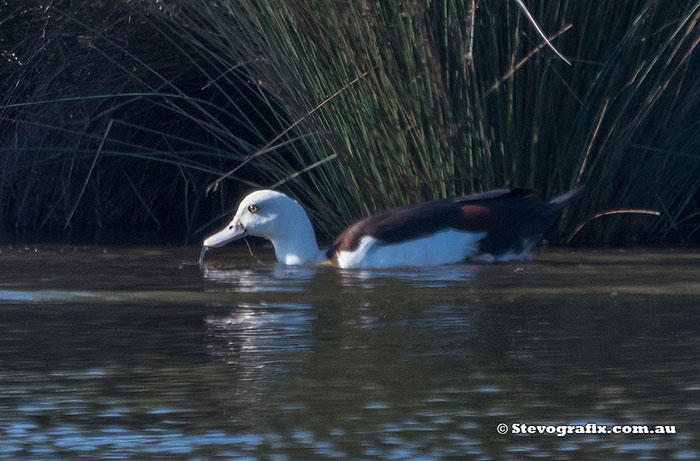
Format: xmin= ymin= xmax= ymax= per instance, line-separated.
xmin=200 ymin=187 xmax=581 ymax=269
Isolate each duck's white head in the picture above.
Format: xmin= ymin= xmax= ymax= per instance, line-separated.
xmin=202 ymin=190 xmax=323 ymax=265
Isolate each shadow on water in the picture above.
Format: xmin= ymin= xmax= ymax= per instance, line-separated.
xmin=0 ymin=245 xmax=699 ymax=459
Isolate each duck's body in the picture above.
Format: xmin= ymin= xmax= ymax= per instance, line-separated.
xmin=202 ymin=188 xmax=580 ymax=269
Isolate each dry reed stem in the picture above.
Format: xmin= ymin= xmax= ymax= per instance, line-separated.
xmin=206 ymin=71 xmax=369 ymax=195
xmin=487 ymin=24 xmax=573 ymax=95
xmin=465 ymin=0 xmax=477 ymax=65
xmin=566 ymin=209 xmax=661 ymax=243
xmin=576 ymin=98 xmax=609 ymax=186
xmin=514 ymin=0 xmax=572 ymax=65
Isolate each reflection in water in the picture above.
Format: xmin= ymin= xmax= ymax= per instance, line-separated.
xmin=201 ymin=263 xmax=319 ymax=293
xmin=0 ymin=246 xmax=699 ymax=458
xmin=204 ymin=302 xmax=315 ymax=370
xmin=337 ymin=264 xmax=478 ymax=289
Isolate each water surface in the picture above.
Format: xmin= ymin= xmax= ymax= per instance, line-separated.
xmin=1 ymin=245 xmax=699 ymax=459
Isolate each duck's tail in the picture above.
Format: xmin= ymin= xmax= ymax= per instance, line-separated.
xmin=548 ymin=186 xmax=584 ymax=210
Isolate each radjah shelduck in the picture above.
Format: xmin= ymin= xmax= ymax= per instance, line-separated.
xmin=200 ymin=188 xmax=581 ymax=269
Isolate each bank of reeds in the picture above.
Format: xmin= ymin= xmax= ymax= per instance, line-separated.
xmin=1 ymin=1 xmax=699 ymax=243
xmin=187 ymin=0 xmax=700 ymax=243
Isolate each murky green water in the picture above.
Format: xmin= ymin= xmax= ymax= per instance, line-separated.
xmin=1 ymin=245 xmax=699 ymax=459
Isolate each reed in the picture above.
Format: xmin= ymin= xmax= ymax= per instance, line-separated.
xmin=0 ymin=2 xmax=279 ymax=239
xmin=2 ymin=1 xmax=699 ymax=243
xmin=182 ymin=0 xmax=700 ymax=243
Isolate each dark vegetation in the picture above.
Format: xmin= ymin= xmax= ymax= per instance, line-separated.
xmin=1 ymin=1 xmax=699 ymax=245
xmin=0 ymin=1 xmax=275 ymax=243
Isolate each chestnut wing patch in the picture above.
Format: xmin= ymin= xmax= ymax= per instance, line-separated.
xmin=456 ymin=204 xmax=511 ymax=231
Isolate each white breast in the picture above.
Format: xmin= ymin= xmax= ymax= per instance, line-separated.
xmin=336 ymin=229 xmax=487 ymax=269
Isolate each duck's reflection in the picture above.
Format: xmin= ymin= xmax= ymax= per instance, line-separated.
xmin=201 ymin=256 xmax=481 ymax=293
xmin=201 ymin=263 xmax=319 ymax=293
xmin=337 ymin=263 xmax=478 ymax=289
xmin=204 ymin=302 xmax=315 ymax=375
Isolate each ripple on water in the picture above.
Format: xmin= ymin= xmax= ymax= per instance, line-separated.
xmin=204 ymin=302 xmax=316 ymax=367
xmin=337 ymin=264 xmax=477 ymax=289
xmin=2 ymin=427 xmax=267 ymax=457
xmin=201 ymin=264 xmax=319 ymax=293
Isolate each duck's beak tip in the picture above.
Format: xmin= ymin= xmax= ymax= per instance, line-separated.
xmin=202 ymin=221 xmax=247 ymax=249
xmin=198 ymin=246 xmax=209 ymax=267
xmin=199 ymin=221 xmax=248 ymax=267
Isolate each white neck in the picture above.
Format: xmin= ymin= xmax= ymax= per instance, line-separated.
xmin=270 ymin=233 xmax=324 ymax=265
xmin=262 ymin=210 xmax=324 ymax=265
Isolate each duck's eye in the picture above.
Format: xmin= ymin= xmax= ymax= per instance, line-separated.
xmin=247 ymin=204 xmax=259 ymax=214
